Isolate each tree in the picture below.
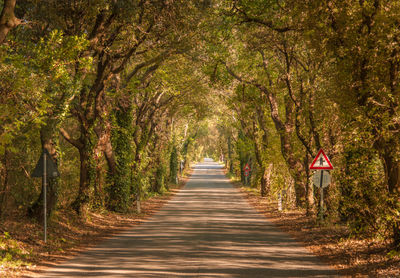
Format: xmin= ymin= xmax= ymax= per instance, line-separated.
xmin=0 ymin=0 xmax=20 ymax=44
xmin=300 ymin=0 xmax=400 ymax=247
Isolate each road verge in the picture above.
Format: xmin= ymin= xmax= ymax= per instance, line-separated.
xmin=0 ymin=171 xmax=192 ymax=278
xmin=227 ymin=173 xmax=400 ymax=277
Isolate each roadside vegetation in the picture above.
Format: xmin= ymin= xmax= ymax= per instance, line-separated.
xmin=1 ymin=0 xmax=400 ymax=277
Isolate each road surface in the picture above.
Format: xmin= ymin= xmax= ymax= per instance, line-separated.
xmin=38 ymin=160 xmax=338 ymax=277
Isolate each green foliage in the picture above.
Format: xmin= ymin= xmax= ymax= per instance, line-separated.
xmin=387 ymin=249 xmax=400 ymax=259
xmin=0 ymin=0 xmax=214 ymax=223
xmin=0 ymin=30 xmax=89 ymax=154
xmin=169 ymin=144 xmax=178 ymax=184
xmin=337 ymin=145 xmax=389 ymax=236
xmin=155 ymin=163 xmax=167 ymax=193
xmin=1 ymin=0 xmax=400 ymax=251
xmin=0 ymin=232 xmax=31 ymax=269
xmin=202 ymin=0 xmax=400 ymax=243
xmin=107 ymin=104 xmax=133 ymax=212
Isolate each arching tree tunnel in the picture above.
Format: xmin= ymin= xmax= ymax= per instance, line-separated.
xmin=1 ymin=2 xmax=400 ymax=274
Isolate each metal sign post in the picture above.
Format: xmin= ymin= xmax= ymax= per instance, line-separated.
xmin=312 ymin=170 xmax=332 ymax=220
xmin=136 ymin=194 xmax=141 ymax=214
xmin=43 ymin=152 xmax=47 ymax=243
xmin=31 ymin=148 xmax=59 ymax=244
xmin=243 ymin=163 xmax=251 ymax=185
xmin=244 ymin=170 xmax=250 ymax=185
xmin=278 ymin=192 xmax=282 ymax=211
xmin=179 ymin=160 xmax=183 ymax=175
xmin=310 ymin=149 xmax=333 ymax=221
xmin=319 ymin=170 xmax=324 ymax=221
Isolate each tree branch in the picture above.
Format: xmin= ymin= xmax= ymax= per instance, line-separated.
xmin=60 ymin=128 xmax=83 ymax=149
xmin=233 ymin=5 xmax=294 ymax=33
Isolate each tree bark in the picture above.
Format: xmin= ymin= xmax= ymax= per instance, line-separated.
xmin=0 ymin=0 xmax=20 ymax=44
xmin=0 ymin=148 xmax=9 ymax=217
xmin=304 ymin=155 xmax=314 ymax=215
xmin=60 ymin=124 xmax=94 ymax=215
xmin=95 ymin=122 xmax=117 ymax=176
xmin=382 ymin=151 xmax=400 ymax=248
xmin=260 ymin=164 xmax=272 ymax=197
xmin=70 ymin=136 xmax=92 ymax=214
xmin=227 ymin=136 xmax=233 ymax=174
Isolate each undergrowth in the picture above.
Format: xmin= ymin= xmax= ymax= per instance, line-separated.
xmin=0 ymin=232 xmax=31 ymax=270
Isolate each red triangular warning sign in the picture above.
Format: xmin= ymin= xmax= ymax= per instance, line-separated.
xmin=310 ymin=149 xmax=333 ymax=170
xmin=243 ymin=163 xmax=251 ymax=171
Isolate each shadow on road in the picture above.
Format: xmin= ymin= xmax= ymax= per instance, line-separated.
xmin=39 ymin=161 xmax=339 ymax=278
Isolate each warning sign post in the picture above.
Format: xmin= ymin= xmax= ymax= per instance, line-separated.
xmin=310 ymin=149 xmax=333 ymax=221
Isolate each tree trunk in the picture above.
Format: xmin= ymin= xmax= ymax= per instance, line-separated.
xmin=169 ymin=144 xmax=178 ymax=184
xmin=262 ymin=85 xmax=306 ymax=206
xmin=70 ymin=131 xmax=94 ymax=215
xmin=260 ymin=164 xmax=272 ymax=197
xmin=0 ymin=149 xmax=9 ymax=217
xmin=382 ymin=151 xmax=400 ymax=248
xmin=0 ymin=0 xmax=20 ymax=44
xmin=154 ymin=156 xmax=165 ymax=193
xmin=106 ymin=104 xmax=132 ymax=212
xmin=293 ymin=173 xmax=306 ymax=207
xmin=304 ymin=156 xmax=314 ymax=215
xmin=227 ymin=136 xmax=233 ymax=174
xmin=60 ymin=122 xmax=95 ymax=216
xmin=94 ymin=120 xmax=115 ymax=209
xmin=101 ymin=134 xmax=117 ymax=176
